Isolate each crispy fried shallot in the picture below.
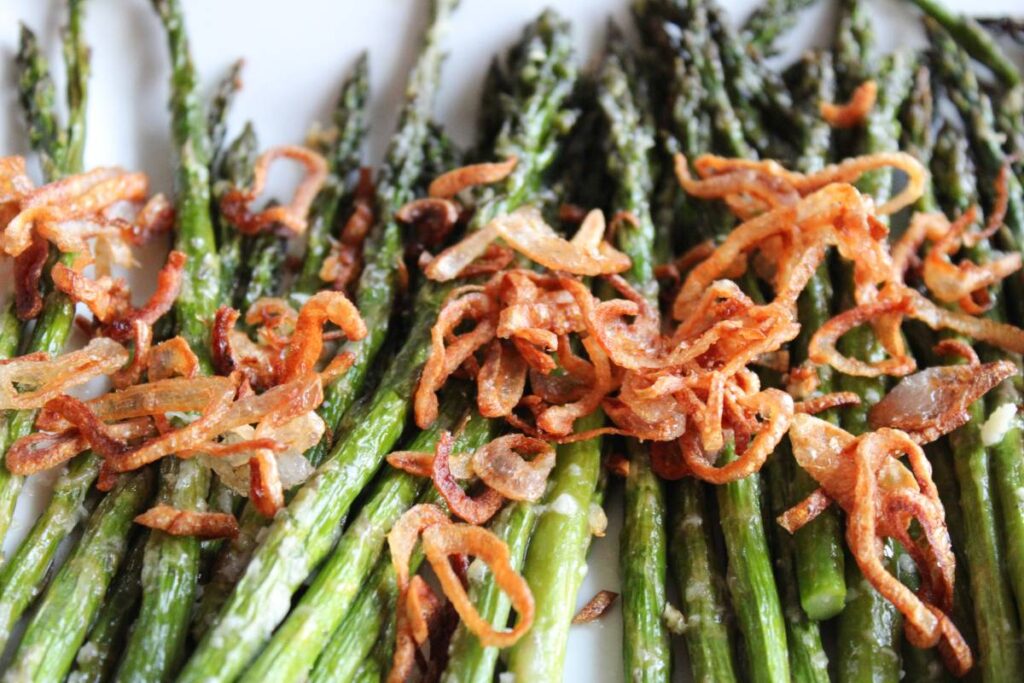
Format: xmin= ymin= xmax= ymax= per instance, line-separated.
xmin=820 ymin=80 xmax=877 ymax=128
xmin=219 ymin=145 xmax=328 ymax=235
xmin=428 ymin=156 xmax=517 ymax=199
xmin=783 ymin=415 xmax=970 ymax=674
xmin=13 ymin=232 xmax=48 ymax=320
xmin=432 ymin=431 xmax=504 ymax=525
xmin=135 ymin=504 xmax=239 ymax=539
xmin=424 ymin=207 xmax=629 ymax=282
xmin=572 ymin=590 xmax=619 ymax=624
xmin=0 ymin=337 xmax=130 ymax=410
xmin=471 ymin=434 xmax=554 ymax=502
xmin=868 ymin=360 xmax=1017 ymax=443
xmin=319 ymin=168 xmax=375 ymax=292
xmin=422 ymin=523 xmax=534 ymax=648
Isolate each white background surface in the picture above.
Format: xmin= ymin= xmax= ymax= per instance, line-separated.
xmin=1 ymin=0 xmax=1021 ymax=680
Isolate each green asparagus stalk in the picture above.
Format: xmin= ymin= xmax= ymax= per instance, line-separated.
xmin=191 ymin=20 xmax=428 ymax=647
xmin=293 ymin=52 xmax=369 ymax=296
xmin=684 ymin=8 xmax=790 ymax=680
xmin=741 ymin=0 xmax=818 ymax=56
xmin=763 ymin=446 xmax=830 ymax=683
xmin=115 ymin=1 xmax=221 ymax=678
xmin=928 ymin=121 xmax=1022 ymax=682
xmin=6 ymin=470 xmax=154 ymax=682
xmin=504 ymin=412 xmax=604 ymax=681
xmin=786 ymin=48 xmax=848 ymax=622
xmin=928 ymin=22 xmax=1024 ymax=629
xmin=666 ymin=480 xmax=738 ymax=683
xmin=308 ymin=555 xmax=400 ymax=683
xmin=177 ymin=4 xmax=465 ymax=680
xmin=439 ymin=15 xmax=578 ymax=683
xmin=715 ymin=445 xmax=790 ymax=683
xmin=705 ymin=0 xmax=797 ymax=157
xmin=753 ymin=52 xmax=833 ymax=682
xmin=832 ymin=5 xmax=915 ymax=677
xmin=0 ymin=0 xmax=91 ymax=551
xmin=627 ymin=14 xmax=740 ymax=679
xmin=239 ymin=398 xmax=493 ymax=681
xmin=908 ymin=0 xmax=1021 ymax=87
xmin=214 ymin=123 xmax=258 ymax=305
xmin=207 ymin=58 xmax=244 ymax=179
xmin=68 ymin=536 xmax=147 ymax=683
xmin=0 ymin=454 xmax=100 ymax=651
xmin=602 ymin=32 xmax=671 ymax=683
xmin=895 ymin=62 xmax=963 ymax=682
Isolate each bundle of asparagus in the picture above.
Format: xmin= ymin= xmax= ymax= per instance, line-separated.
xmin=1 ymin=0 xmax=1023 ymax=681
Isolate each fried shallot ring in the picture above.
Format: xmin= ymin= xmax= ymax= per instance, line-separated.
xmin=279 ymin=290 xmax=367 ymax=383
xmin=219 ymin=145 xmax=328 ymax=235
xmin=421 ymin=522 xmax=534 ymax=648
xmin=432 ymin=431 xmax=504 ymax=525
xmin=688 ymin=150 xmax=925 ymax=216
xmin=428 ymin=156 xmax=517 ymax=199
xmin=415 ymin=291 xmax=496 ymax=428
xmin=102 ymin=250 xmax=187 ymax=341
xmin=681 ymin=389 xmax=794 ymax=484
xmin=135 ymin=504 xmax=239 ymax=539
xmin=111 ymin=320 xmax=154 ymax=390
xmin=820 ymin=80 xmax=877 ymax=128
xmin=471 ymin=434 xmax=554 ymax=502
xmin=476 ymin=340 xmax=528 ymax=418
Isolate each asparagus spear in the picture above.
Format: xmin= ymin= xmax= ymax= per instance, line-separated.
xmin=741 ymin=0 xmax=818 ymax=56
xmin=68 ymin=536 xmax=147 ymax=683
xmin=2 ymin=9 xmax=246 ymax=655
xmin=977 ymin=16 xmax=1024 ymax=45
xmin=908 ymin=0 xmax=1021 ymax=87
xmin=440 ymin=15 xmax=578 ymax=682
xmin=929 ymin=121 xmax=1023 ymax=681
xmin=629 ymin=12 xmax=739 ymax=679
xmin=207 ymin=58 xmax=244 ymax=179
xmin=926 ymin=19 xmax=1024 ymax=322
xmin=192 ymin=16 xmax=431 ymax=649
xmin=686 ymin=9 xmax=790 ymax=681
xmin=308 ymin=554 xmax=400 ymax=683
xmin=786 ymin=48 xmax=848 ymax=622
xmin=927 ymin=22 xmax=1024 ymax=627
xmin=293 ymin=52 xmax=369 ymax=295
xmin=115 ymin=1 xmax=221 ymax=678
xmin=0 ymin=0 xmax=91 ymax=549
xmin=602 ymin=33 xmax=671 ymax=683
xmin=0 ymin=454 xmax=100 ymax=652
xmin=6 ymin=471 xmax=154 ymax=682
xmin=666 ymin=481 xmax=738 ymax=683
xmin=831 ymin=6 xmax=916 ymax=679
xmin=895 ymin=63 xmax=964 ymax=683
xmin=763 ymin=446 xmax=830 ymax=683
xmin=177 ymin=4 xmax=460 ymax=679
xmin=705 ymin=0 xmax=796 ymax=157
xmin=214 ymin=123 xmax=258 ymax=305
xmin=239 ymin=398 xmax=494 ymax=681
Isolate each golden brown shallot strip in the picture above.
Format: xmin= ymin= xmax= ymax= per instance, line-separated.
xmin=135 ymin=504 xmax=239 ymax=539
xmin=0 ymin=337 xmax=130 ymax=410
xmin=219 ymin=145 xmax=328 ymax=235
xmin=428 ymin=156 xmax=517 ymax=199
xmin=820 ymin=80 xmax=877 ymax=128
